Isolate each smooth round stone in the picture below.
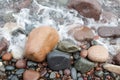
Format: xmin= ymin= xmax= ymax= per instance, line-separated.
xmin=5 ymin=66 xmax=15 ymax=71
xmin=80 ymin=50 xmax=88 ymax=58
xmin=10 ymin=75 xmax=19 ymax=80
xmin=23 ymin=70 xmax=40 ymax=80
xmin=49 ymin=72 xmax=56 ymax=79
xmin=88 ymin=45 xmax=109 ymax=62
xmin=64 ymin=69 xmax=71 ymax=76
xmin=2 ymin=53 xmax=12 ymax=61
xmin=27 ymin=61 xmax=37 ymax=67
xmin=15 ymin=69 xmax=25 ymax=77
xmin=71 ymin=67 xmax=77 ymax=80
xmin=47 ymin=50 xmax=71 ymax=70
xmin=15 ymin=59 xmax=26 ymax=68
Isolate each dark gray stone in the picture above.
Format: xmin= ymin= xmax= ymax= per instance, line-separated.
xmin=5 ymin=66 xmax=15 ymax=71
xmin=11 ymin=75 xmax=19 ymax=80
xmin=71 ymin=67 xmax=77 ymax=80
xmin=27 ymin=61 xmax=37 ymax=67
xmin=15 ymin=69 xmax=25 ymax=77
xmin=47 ymin=50 xmax=71 ymax=70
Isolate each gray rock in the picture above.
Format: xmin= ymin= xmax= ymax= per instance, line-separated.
xmin=47 ymin=50 xmax=71 ymax=70
xmin=78 ymin=77 xmax=83 ymax=80
xmin=5 ymin=66 xmax=15 ymax=71
xmin=49 ymin=72 xmax=56 ymax=79
xmin=74 ymin=57 xmax=95 ymax=73
xmin=95 ymin=71 xmax=104 ymax=77
xmin=10 ymin=75 xmax=19 ymax=80
xmin=71 ymin=67 xmax=77 ymax=80
xmin=27 ymin=61 xmax=37 ymax=67
xmin=0 ymin=62 xmax=5 ymax=72
xmin=15 ymin=69 xmax=25 ymax=77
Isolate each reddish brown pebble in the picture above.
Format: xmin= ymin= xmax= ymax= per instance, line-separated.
xmin=40 ymin=69 xmax=47 ymax=77
xmin=56 ymin=72 xmax=60 ymax=78
xmin=23 ymin=70 xmax=40 ymax=80
xmin=64 ymin=69 xmax=71 ymax=76
xmin=15 ymin=59 xmax=26 ymax=68
xmin=80 ymin=50 xmax=88 ymax=58
xmin=2 ymin=53 xmax=12 ymax=61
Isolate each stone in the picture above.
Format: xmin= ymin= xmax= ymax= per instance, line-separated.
xmin=49 ymin=72 xmax=56 ymax=79
xmin=23 ymin=70 xmax=40 ymax=80
xmin=25 ymin=26 xmax=59 ymax=62
xmin=74 ymin=57 xmax=95 ymax=73
xmin=15 ymin=59 xmax=26 ymax=68
xmin=47 ymin=50 xmax=71 ymax=70
xmin=5 ymin=66 xmax=15 ymax=71
xmin=68 ymin=0 xmax=102 ymax=20
xmin=0 ymin=37 xmax=8 ymax=54
xmin=15 ymin=69 xmax=25 ymax=77
xmin=64 ymin=69 xmax=71 ymax=76
xmin=2 ymin=53 xmax=12 ymax=61
xmin=0 ymin=62 xmax=5 ymax=72
xmin=94 ymin=71 xmax=104 ymax=77
xmin=97 ymin=27 xmax=120 ymax=38
xmin=71 ymin=67 xmax=77 ymax=80
xmin=57 ymin=39 xmax=80 ymax=53
xmin=80 ymin=50 xmax=88 ymax=58
xmin=10 ymin=75 xmax=19 ymax=80
xmin=113 ymin=53 xmax=120 ymax=65
xmin=27 ymin=61 xmax=37 ymax=67
xmin=68 ymin=26 xmax=94 ymax=41
xmin=103 ymin=63 xmax=120 ymax=75
xmin=88 ymin=45 xmax=109 ymax=62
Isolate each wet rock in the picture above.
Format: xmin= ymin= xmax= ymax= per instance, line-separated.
xmin=23 ymin=70 xmax=40 ymax=80
xmin=80 ymin=50 xmax=88 ymax=58
xmin=103 ymin=63 xmax=120 ymax=75
xmin=5 ymin=66 xmax=15 ymax=71
xmin=15 ymin=69 xmax=25 ymax=77
xmin=0 ymin=37 xmax=8 ymax=54
xmin=47 ymin=50 xmax=71 ymax=70
xmin=68 ymin=26 xmax=94 ymax=41
xmin=64 ymin=69 xmax=71 ymax=76
xmin=95 ymin=71 xmax=104 ymax=77
xmin=0 ymin=62 xmax=5 ymax=72
xmin=10 ymin=75 xmax=19 ymax=80
xmin=49 ymin=72 xmax=56 ymax=79
xmin=88 ymin=45 xmax=109 ymax=62
xmin=27 ymin=61 xmax=37 ymax=67
xmin=57 ymin=39 xmax=80 ymax=53
xmin=71 ymin=67 xmax=77 ymax=80
xmin=2 ymin=53 xmax=12 ymax=61
xmin=113 ymin=53 xmax=120 ymax=65
xmin=68 ymin=0 xmax=102 ymax=20
xmin=74 ymin=57 xmax=95 ymax=73
xmin=98 ymin=27 xmax=120 ymax=38
xmin=15 ymin=59 xmax=26 ymax=68
xmin=25 ymin=26 xmax=59 ymax=62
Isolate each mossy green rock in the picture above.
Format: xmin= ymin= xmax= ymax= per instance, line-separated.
xmin=75 ymin=57 xmax=95 ymax=73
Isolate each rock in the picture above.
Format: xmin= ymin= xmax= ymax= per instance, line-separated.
xmin=0 ymin=62 xmax=5 ymax=72
xmin=103 ymin=63 xmax=120 ymax=75
xmin=64 ymin=69 xmax=71 ymax=76
xmin=25 ymin=26 xmax=59 ymax=62
xmin=15 ymin=59 xmax=26 ymax=68
xmin=97 ymin=27 xmax=120 ymax=38
xmin=40 ymin=69 xmax=47 ymax=77
xmin=78 ymin=77 xmax=83 ymax=80
xmin=68 ymin=26 xmax=94 ymax=41
xmin=23 ymin=70 xmax=40 ymax=80
xmin=73 ymin=52 xmax=80 ymax=60
xmin=80 ymin=50 xmax=88 ymax=58
xmin=2 ymin=53 xmax=12 ymax=61
xmin=15 ymin=69 xmax=25 ymax=77
xmin=0 ymin=37 xmax=8 ymax=54
xmin=94 ymin=71 xmax=104 ymax=77
xmin=113 ymin=53 xmax=120 ymax=65
xmin=71 ymin=67 xmax=77 ymax=80
xmin=68 ymin=0 xmax=102 ymax=20
xmin=74 ymin=57 xmax=95 ymax=73
xmin=5 ymin=66 xmax=15 ymax=71
xmin=49 ymin=72 xmax=56 ymax=79
xmin=88 ymin=45 xmax=109 ymax=62
xmin=57 ymin=39 xmax=80 ymax=53
xmin=27 ymin=61 xmax=37 ymax=67
xmin=47 ymin=50 xmax=71 ymax=70
xmin=10 ymin=75 xmax=19 ymax=80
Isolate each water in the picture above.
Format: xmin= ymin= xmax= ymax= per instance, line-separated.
xmin=0 ymin=0 xmax=120 ymax=58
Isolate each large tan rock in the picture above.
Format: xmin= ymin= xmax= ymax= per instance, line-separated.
xmin=88 ymin=45 xmax=109 ymax=62
xmin=25 ymin=26 xmax=59 ymax=62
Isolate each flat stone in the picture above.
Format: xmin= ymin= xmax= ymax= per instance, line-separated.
xmin=98 ymin=27 xmax=120 ymax=38
xmin=25 ymin=26 xmax=59 ymax=62
xmin=5 ymin=66 xmax=15 ymax=71
xmin=68 ymin=26 xmax=94 ymax=41
xmin=88 ymin=45 xmax=109 ymax=62
xmin=47 ymin=50 xmax=71 ymax=70
xmin=75 ymin=57 xmax=95 ymax=73
xmin=2 ymin=53 xmax=12 ymax=61
xmin=27 ymin=61 xmax=37 ymax=67
xmin=68 ymin=0 xmax=102 ymax=20
xmin=103 ymin=63 xmax=120 ymax=75
xmin=15 ymin=59 xmax=26 ymax=68
xmin=15 ymin=69 xmax=25 ymax=76
xmin=23 ymin=70 xmax=40 ymax=80
xmin=71 ymin=67 xmax=77 ymax=80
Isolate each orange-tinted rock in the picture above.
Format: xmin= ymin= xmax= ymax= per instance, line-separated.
xmin=2 ymin=53 xmax=12 ymax=61
xmin=68 ymin=26 xmax=94 ymax=41
xmin=25 ymin=26 xmax=59 ymax=62
xmin=68 ymin=0 xmax=102 ymax=20
xmin=23 ymin=70 xmax=40 ymax=80
xmin=80 ymin=50 xmax=88 ymax=58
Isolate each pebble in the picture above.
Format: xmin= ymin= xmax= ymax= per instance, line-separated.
xmin=2 ymin=53 xmax=12 ymax=61
xmin=103 ymin=63 xmax=120 ymax=75
xmin=98 ymin=27 xmax=120 ymax=38
xmin=5 ymin=66 xmax=15 ymax=71
xmin=15 ymin=69 xmax=25 ymax=77
xmin=88 ymin=45 xmax=109 ymax=62
xmin=25 ymin=26 xmax=59 ymax=62
xmin=0 ymin=62 xmax=5 ymax=72
xmin=15 ymin=59 xmax=26 ymax=68
xmin=47 ymin=50 xmax=71 ymax=70
xmin=10 ymin=75 xmax=19 ymax=80
xmin=68 ymin=26 xmax=94 ymax=41
xmin=113 ymin=52 xmax=120 ymax=65
xmin=75 ymin=57 xmax=95 ymax=73
xmin=71 ymin=67 xmax=77 ymax=80
xmin=64 ymin=69 xmax=71 ymax=76
xmin=68 ymin=0 xmax=102 ymax=20
xmin=49 ymin=72 xmax=56 ymax=79
xmin=78 ymin=77 xmax=83 ymax=80
xmin=40 ymin=69 xmax=47 ymax=77
xmin=23 ymin=70 xmax=40 ymax=80
xmin=73 ymin=52 xmax=80 ymax=60
xmin=80 ymin=50 xmax=88 ymax=58
xmin=27 ymin=61 xmax=37 ymax=67
xmin=95 ymin=71 xmax=104 ymax=77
